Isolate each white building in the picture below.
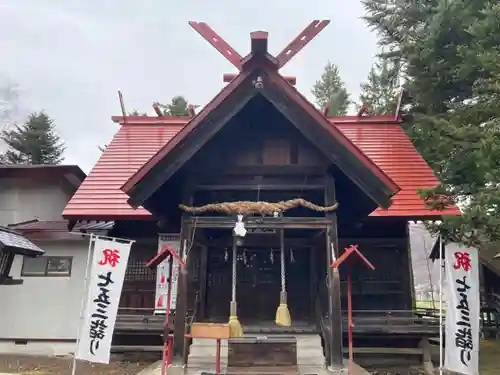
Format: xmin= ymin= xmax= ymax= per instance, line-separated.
xmin=0 ymin=165 xmax=89 ymax=355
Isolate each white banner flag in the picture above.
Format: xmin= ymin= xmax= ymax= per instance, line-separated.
xmin=444 ymin=245 xmax=480 ymax=375
xmin=154 ymin=234 xmax=180 ymax=314
xmin=75 ymin=237 xmax=133 ymax=364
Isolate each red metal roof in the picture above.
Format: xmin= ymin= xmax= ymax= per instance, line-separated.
xmin=334 ymin=122 xmax=460 ymax=217
xmin=63 ymin=124 xmax=183 ymax=219
xmin=63 ymin=117 xmax=460 ymax=219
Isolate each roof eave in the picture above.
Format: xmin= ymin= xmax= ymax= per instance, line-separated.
xmin=111 ymin=116 xmax=192 ymax=125
xmin=62 ymin=212 xmax=156 ymax=221
xmin=122 ymin=71 xmax=255 ymax=206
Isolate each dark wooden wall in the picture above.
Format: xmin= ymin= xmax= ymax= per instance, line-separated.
xmin=337 ymin=237 xmax=412 ymax=310
xmin=338 ymin=218 xmax=413 ymax=311
xmin=483 ymin=265 xmax=500 ymax=295
xmin=186 ymin=96 xmax=328 ymax=173
xmin=313 ymin=217 xmax=412 ymax=312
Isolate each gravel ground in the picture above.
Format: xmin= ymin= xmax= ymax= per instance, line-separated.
xmin=0 ymin=354 xmax=158 ymax=375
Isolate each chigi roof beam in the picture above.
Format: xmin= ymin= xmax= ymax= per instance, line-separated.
xmin=188 ymin=21 xmax=243 ymax=70
xmin=275 ymin=20 xmax=330 ymax=69
xmin=188 ymin=20 xmax=330 ymax=84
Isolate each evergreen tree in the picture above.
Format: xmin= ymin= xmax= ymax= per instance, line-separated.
xmin=1 ymin=111 xmax=65 ymax=165
xmin=363 ymin=0 xmax=500 ymax=247
xmin=358 ymin=57 xmax=399 ymax=115
xmin=159 ymin=96 xmax=189 ymax=116
xmin=311 ymin=62 xmax=350 ymax=116
xmin=362 ymin=0 xmax=439 ymax=81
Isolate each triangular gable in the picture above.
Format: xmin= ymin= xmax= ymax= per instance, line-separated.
xmin=121 ymin=23 xmax=400 ymax=209
xmin=122 ymin=67 xmax=399 ymax=208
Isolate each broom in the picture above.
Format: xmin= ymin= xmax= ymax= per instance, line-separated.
xmin=229 ymin=238 xmax=243 ymax=337
xmin=275 ymin=229 xmax=291 ymax=326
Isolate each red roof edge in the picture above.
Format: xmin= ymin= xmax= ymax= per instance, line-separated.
xmin=111 ymin=115 xmax=191 ymax=125
xmin=62 ymin=213 xmax=156 ymax=221
xmin=110 ymin=114 xmax=404 ymax=126
xmin=330 ymin=115 xmax=403 ymax=124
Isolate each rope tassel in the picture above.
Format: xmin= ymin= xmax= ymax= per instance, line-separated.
xmin=229 ymin=238 xmax=243 ymax=337
xmin=275 ymin=229 xmax=291 ymax=327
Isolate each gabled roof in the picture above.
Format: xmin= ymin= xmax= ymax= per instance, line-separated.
xmin=62 ymin=116 xmax=461 ymax=220
xmin=121 ymin=64 xmax=399 ymax=211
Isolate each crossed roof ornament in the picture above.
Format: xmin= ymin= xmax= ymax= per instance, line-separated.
xmin=188 ymin=20 xmax=330 ymax=81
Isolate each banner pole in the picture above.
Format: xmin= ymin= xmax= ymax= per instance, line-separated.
xmin=439 ymin=235 xmax=444 ymax=375
xmin=162 ymin=254 xmax=174 ymax=375
xmin=72 ymin=233 xmax=95 ymax=375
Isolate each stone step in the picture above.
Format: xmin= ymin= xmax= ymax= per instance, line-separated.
xmin=187 ymin=333 xmax=325 ymax=371
xmin=190 ymin=338 xmax=229 ymax=346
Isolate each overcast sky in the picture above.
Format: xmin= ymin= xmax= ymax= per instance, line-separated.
xmin=1 ymin=0 xmax=380 ymax=174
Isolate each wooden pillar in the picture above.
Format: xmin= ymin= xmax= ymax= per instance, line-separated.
xmin=198 ymin=244 xmax=209 ymax=320
xmin=404 ymin=222 xmax=416 ymax=310
xmin=171 ymin=216 xmax=192 ymax=363
xmin=309 ymin=245 xmax=317 ymax=321
xmin=172 ymin=179 xmax=195 ymax=365
xmin=325 ymin=174 xmax=344 ymax=368
xmin=479 ymin=262 xmax=487 ymax=307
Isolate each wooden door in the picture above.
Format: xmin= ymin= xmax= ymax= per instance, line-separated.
xmin=204 ymin=247 xmax=311 ymax=323
xmin=119 ymin=246 xmax=156 ymax=315
xmin=205 ymin=248 xmax=231 ymax=321
xmin=237 ymin=249 xmax=281 ymax=322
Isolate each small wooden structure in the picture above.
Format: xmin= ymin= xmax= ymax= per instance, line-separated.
xmin=0 ymin=226 xmax=45 ymax=285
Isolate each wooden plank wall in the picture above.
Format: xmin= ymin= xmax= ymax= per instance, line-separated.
xmin=338 ymin=238 xmax=411 ymax=310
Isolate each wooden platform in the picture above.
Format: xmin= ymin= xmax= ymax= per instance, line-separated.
xmin=114 ymin=313 xmax=440 ymax=337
